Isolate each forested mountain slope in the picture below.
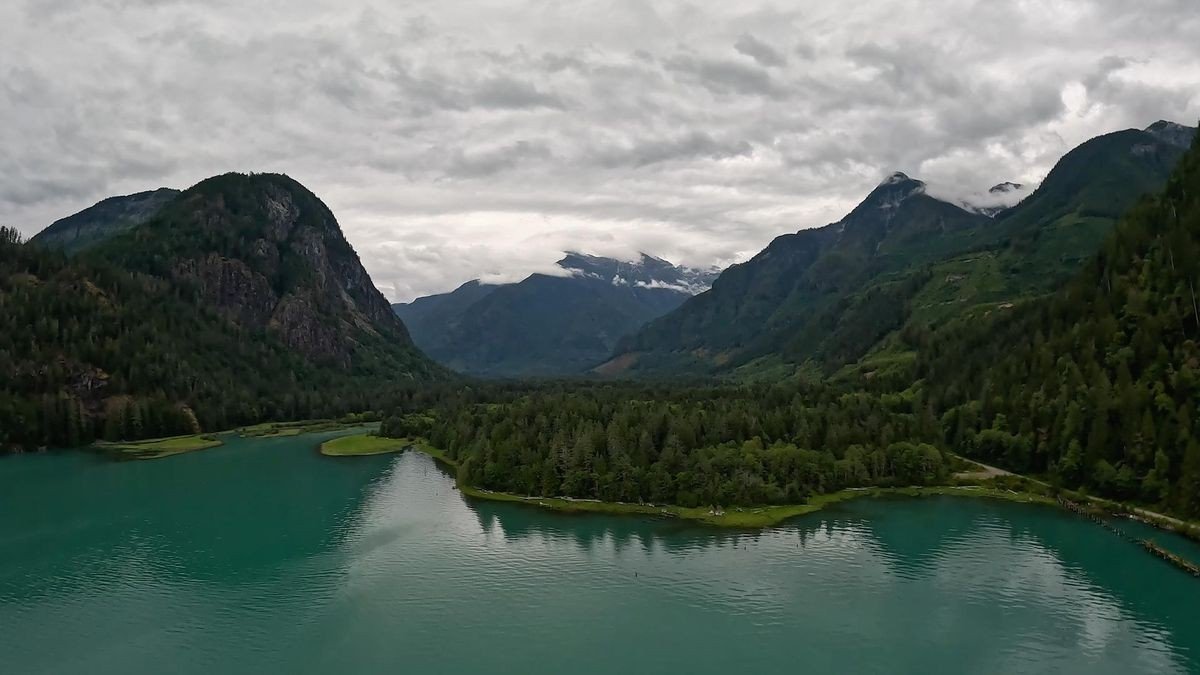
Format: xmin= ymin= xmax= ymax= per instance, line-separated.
xmin=380 ymin=125 xmax=1200 ymax=520
xmin=90 ymin=173 xmax=426 ymax=367
xmin=393 ymin=279 xmax=499 ymax=349
xmin=921 ymin=127 xmax=1200 ymax=516
xmin=395 ymin=252 xmax=718 ymax=377
xmin=605 ymin=122 xmax=1196 ymax=379
xmin=0 ymin=174 xmax=445 ymax=451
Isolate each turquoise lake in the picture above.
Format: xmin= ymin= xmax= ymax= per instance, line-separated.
xmin=2 ymin=429 xmax=1199 ymax=674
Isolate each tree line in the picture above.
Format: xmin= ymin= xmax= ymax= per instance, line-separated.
xmin=382 ymin=382 xmax=947 ymax=508
xmin=0 ymin=227 xmax=431 ymax=450
xmin=912 ymin=130 xmax=1200 ymax=517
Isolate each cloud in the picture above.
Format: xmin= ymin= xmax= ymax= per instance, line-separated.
xmin=447 ymin=139 xmax=553 ymax=178
xmin=471 ymin=76 xmax=565 ymax=110
xmin=589 ymin=131 xmax=753 ymax=168
xmin=734 ymin=33 xmax=786 ymax=68
xmin=665 ymin=54 xmax=784 ymax=98
xmin=924 ymin=180 xmax=1034 ymax=213
xmin=1 ymin=0 xmax=1198 ymax=302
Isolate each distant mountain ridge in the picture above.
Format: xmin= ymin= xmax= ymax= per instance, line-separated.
xmin=557 ymin=251 xmax=721 ymax=294
xmin=30 ymin=188 xmax=180 ymax=254
xmin=394 ymin=252 xmax=719 ymax=377
xmin=603 ymin=120 xmax=1197 ymax=379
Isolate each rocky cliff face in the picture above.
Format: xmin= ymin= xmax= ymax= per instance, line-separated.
xmin=92 ymin=173 xmax=428 ymax=371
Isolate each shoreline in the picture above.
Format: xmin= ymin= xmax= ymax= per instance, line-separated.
xmin=93 ymin=419 xmax=378 ymax=460
xmin=404 ymin=444 xmax=1058 ymax=528
xmin=94 ymin=433 xmax=224 ymax=459
xmin=90 ymin=428 xmax=1200 ymax=537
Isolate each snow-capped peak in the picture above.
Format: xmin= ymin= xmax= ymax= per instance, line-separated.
xmin=556 ymin=251 xmax=720 ymax=295
xmin=989 ymin=181 xmax=1023 ymax=194
xmin=1145 ymin=120 xmax=1197 ymax=149
xmin=880 ymin=171 xmax=917 ymax=186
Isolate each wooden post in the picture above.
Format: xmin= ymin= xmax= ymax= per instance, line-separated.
xmin=1190 ymin=279 xmax=1200 ymax=334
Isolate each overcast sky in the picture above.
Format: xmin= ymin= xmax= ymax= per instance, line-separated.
xmin=3 ymin=1 xmax=1198 ymax=301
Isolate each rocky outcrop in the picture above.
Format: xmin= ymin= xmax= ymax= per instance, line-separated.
xmin=95 ymin=172 xmax=425 ymax=370
xmin=174 ymin=254 xmax=277 ymax=330
xmin=269 ymin=295 xmax=349 ymax=368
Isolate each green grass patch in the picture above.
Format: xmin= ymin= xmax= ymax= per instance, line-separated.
xmin=96 ymin=434 xmax=223 ymax=459
xmin=238 ymin=418 xmax=376 ymax=438
xmin=319 ymin=433 xmax=409 ymax=457
xmin=454 ymin=482 xmax=1055 ymax=528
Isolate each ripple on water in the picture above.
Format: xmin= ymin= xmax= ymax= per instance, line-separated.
xmin=1 ymin=450 xmax=1199 ymax=674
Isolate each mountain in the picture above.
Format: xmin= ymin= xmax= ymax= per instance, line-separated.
xmin=395 ymin=279 xmax=500 ymax=350
xmin=922 ymin=126 xmax=1200 ymax=516
xmin=394 ymin=252 xmax=719 ymax=377
xmin=89 ymin=173 xmax=429 ymax=367
xmin=601 ymin=171 xmax=989 ymax=376
xmin=603 ymin=121 xmax=1196 ymax=379
xmin=554 ymin=251 xmax=720 ymax=294
xmin=964 ymin=182 xmax=1026 ymax=217
xmin=1 ymin=173 xmax=446 ymax=451
xmin=29 ymin=188 xmax=180 ymax=255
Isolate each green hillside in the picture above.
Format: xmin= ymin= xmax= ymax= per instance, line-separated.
xmin=920 ymin=128 xmax=1200 ymax=516
xmin=606 ymin=123 xmax=1195 ymax=380
xmin=0 ymin=174 xmax=446 ymax=452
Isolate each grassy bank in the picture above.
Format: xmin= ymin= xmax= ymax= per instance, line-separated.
xmin=950 ymin=453 xmax=1200 ymax=542
xmin=237 ymin=418 xmax=378 ymax=438
xmin=454 ymin=483 xmax=1056 ymax=528
xmin=401 ymin=443 xmax=1056 ymax=528
xmin=1060 ymin=489 xmax=1200 ymax=543
xmin=319 ymin=433 xmax=409 ymax=457
xmin=94 ymin=418 xmax=378 ymax=460
xmin=95 ymin=434 xmax=223 ymax=459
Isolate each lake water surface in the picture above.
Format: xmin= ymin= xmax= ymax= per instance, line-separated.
xmin=2 ymin=430 xmax=1199 ymax=674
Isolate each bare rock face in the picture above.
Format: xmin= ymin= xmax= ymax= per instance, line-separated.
xmin=174 ymin=254 xmax=278 ymax=331
xmin=1145 ymin=120 xmax=1196 ymax=150
xmin=102 ymin=172 xmax=419 ymax=368
xmin=269 ymin=295 xmax=348 ymax=368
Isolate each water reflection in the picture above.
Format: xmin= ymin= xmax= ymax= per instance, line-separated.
xmin=414 ymin=452 xmax=1200 ymax=673
xmin=3 ymin=442 xmax=1199 ymax=675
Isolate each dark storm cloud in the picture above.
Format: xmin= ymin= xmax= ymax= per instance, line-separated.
xmin=2 ymin=0 xmax=1198 ymax=302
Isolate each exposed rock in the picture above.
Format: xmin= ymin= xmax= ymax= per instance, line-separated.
xmin=174 ymin=254 xmax=277 ymax=330
xmin=95 ymin=172 xmax=423 ymax=369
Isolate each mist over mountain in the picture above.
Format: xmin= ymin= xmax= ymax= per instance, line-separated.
xmin=602 ymin=121 xmax=1197 ymax=379
xmin=394 ymin=252 xmax=719 ymax=377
